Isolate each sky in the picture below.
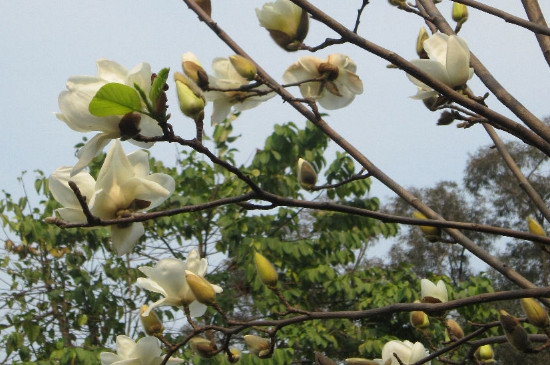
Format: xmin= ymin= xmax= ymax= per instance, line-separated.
xmin=1 ymin=1 xmax=550 ymax=263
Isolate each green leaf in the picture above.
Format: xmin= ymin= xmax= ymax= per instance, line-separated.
xmin=150 ymin=67 xmax=170 ymax=104
xmin=88 ymin=83 xmax=142 ymax=116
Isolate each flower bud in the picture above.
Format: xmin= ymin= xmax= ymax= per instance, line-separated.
xmin=452 ymin=2 xmax=468 ymax=24
xmin=139 ymin=305 xmax=164 ymax=336
xmin=254 ymin=251 xmax=278 ymax=288
xmin=182 ymin=52 xmax=209 ymax=89
xmin=446 ymin=318 xmax=464 ymax=341
xmin=345 ymin=359 xmax=380 ymax=365
xmin=189 ymin=337 xmax=217 ymax=358
xmin=118 ymin=112 xmax=141 ymax=140
xmin=388 ymin=0 xmax=407 ymax=8
xmin=255 ymin=0 xmax=309 ymax=51
xmin=412 ymin=211 xmax=441 ymax=241
xmin=315 ymin=352 xmax=337 ymax=365
xmin=226 ymin=348 xmax=241 ymax=363
xmin=474 ymin=344 xmax=495 ymax=363
xmin=520 ymin=298 xmax=550 ymax=328
xmin=527 ymin=216 xmax=546 ymax=237
xmin=185 ymin=270 xmax=216 ymax=305
xmin=229 ymin=55 xmax=257 ymax=81
xmin=174 ymin=72 xmax=206 ymax=121
xmin=410 ymin=309 xmax=430 ymax=329
xmin=297 ymin=158 xmax=317 ymax=190
xmin=416 ymin=27 xmax=429 ymax=59
xmin=244 ymin=335 xmax=271 ymax=358
xmin=499 ymin=309 xmax=532 ymax=353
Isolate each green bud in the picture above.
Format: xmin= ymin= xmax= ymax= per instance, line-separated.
xmin=189 ymin=337 xmax=217 ymax=358
xmin=139 ymin=305 xmax=164 ymax=336
xmin=527 ymin=216 xmax=546 ymax=237
xmin=244 ymin=335 xmax=271 ymax=358
xmin=520 ymin=298 xmax=550 ymax=328
xmin=298 ymin=158 xmax=317 ymax=190
xmin=185 ymin=270 xmax=216 ymax=305
xmin=229 ymin=55 xmax=257 ymax=81
xmin=410 ymin=310 xmax=430 ymax=329
xmin=416 ymin=27 xmax=429 ymax=59
xmin=474 ymin=344 xmax=495 ymax=363
xmin=412 ymin=211 xmax=441 ymax=241
xmin=174 ymin=72 xmax=206 ymax=121
xmin=452 ymin=2 xmax=468 ymax=24
xmin=254 ymin=251 xmax=278 ymax=288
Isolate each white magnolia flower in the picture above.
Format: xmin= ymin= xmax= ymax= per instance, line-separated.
xmin=57 ymin=59 xmax=163 ymax=174
xmin=100 ymin=335 xmax=184 ymax=365
xmin=407 ymin=33 xmax=474 ymax=100
xmin=48 ymin=166 xmax=96 ymax=223
xmin=420 ymin=279 xmax=448 ymax=303
xmin=92 ymin=140 xmax=175 ymax=255
xmin=381 ymin=340 xmax=430 ymax=365
xmin=205 ymin=57 xmax=274 ymax=125
xmin=282 ymin=54 xmax=363 ymax=110
xmin=136 ymin=249 xmax=223 ymax=318
xmin=256 ymin=0 xmax=309 ymax=51
xmin=48 ymin=140 xmax=175 ymax=256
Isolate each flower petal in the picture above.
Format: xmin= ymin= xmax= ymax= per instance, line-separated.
xmin=445 ymin=35 xmax=470 ymax=87
xmin=72 ymin=132 xmax=117 ymax=176
xmin=423 ymin=33 xmax=449 ymax=66
xmin=111 ymin=223 xmax=145 ymax=256
xmin=188 ymin=299 xmax=208 ymax=318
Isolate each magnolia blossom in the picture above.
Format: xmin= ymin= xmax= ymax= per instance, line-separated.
xmin=100 ymin=335 xmax=184 ymax=365
xmin=57 ymin=59 xmax=163 ymax=174
xmin=49 ymin=140 xmax=175 ymax=255
xmin=136 ymin=249 xmax=223 ymax=318
xmin=381 ymin=340 xmax=430 ymax=365
xmin=407 ymin=33 xmax=474 ymax=100
xmin=255 ymin=0 xmax=309 ymax=51
xmin=282 ymin=54 xmax=363 ymax=109
xmin=420 ymin=279 xmax=448 ymax=303
xmin=204 ymin=56 xmax=274 ymax=124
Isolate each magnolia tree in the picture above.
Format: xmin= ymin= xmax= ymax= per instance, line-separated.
xmin=3 ymin=0 xmax=550 ymax=364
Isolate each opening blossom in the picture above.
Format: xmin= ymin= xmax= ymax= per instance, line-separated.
xmin=49 ymin=140 xmax=175 ymax=256
xmin=255 ymin=0 xmax=309 ymax=51
xmin=420 ymin=279 xmax=448 ymax=303
xmin=203 ymin=56 xmax=274 ymax=125
xmin=57 ymin=59 xmax=163 ymax=174
xmin=381 ymin=340 xmax=430 ymax=365
xmin=282 ymin=54 xmax=363 ymax=110
xmin=407 ymin=33 xmax=474 ymax=100
xmin=100 ymin=335 xmax=184 ymax=365
xmin=136 ymin=249 xmax=223 ymax=318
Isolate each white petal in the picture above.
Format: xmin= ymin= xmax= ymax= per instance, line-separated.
xmin=210 ymin=98 xmax=233 ymax=125
xmin=408 ymin=59 xmax=451 ymax=86
xmin=409 ymin=342 xmax=429 ymax=363
xmin=49 ymin=166 xmax=95 ymax=208
xmin=58 ymin=90 xmax=119 ymax=133
xmin=116 ymin=335 xmax=137 ymax=359
xmin=423 ymin=33 xmax=449 ymax=65
xmin=136 ymin=277 xmax=169 ymax=297
xmin=127 ymin=150 xmax=150 ymax=177
xmin=129 ymin=337 xmax=162 ymax=364
xmin=182 ymin=52 xmax=203 ymax=67
xmin=111 ymin=223 xmax=145 ymax=256
xmin=382 ymin=340 xmax=412 ymax=365
xmin=71 ymin=133 xmax=116 ymax=176
xmin=188 ymin=300 xmax=208 ymax=318
xmin=100 ymin=352 xmax=121 ymax=365
xmin=97 ymin=59 xmax=130 ymax=84
xmin=55 ymin=207 xmax=87 ymax=223
xmin=445 ymin=35 xmax=470 ymax=87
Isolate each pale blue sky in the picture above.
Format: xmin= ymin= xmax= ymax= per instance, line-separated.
xmin=2 ymin=0 xmax=549 ymax=225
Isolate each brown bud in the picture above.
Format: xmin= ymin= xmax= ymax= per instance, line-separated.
xmin=446 ymin=319 xmax=464 ymax=341
xmin=194 ymin=0 xmax=211 ymax=16
xmin=410 ymin=310 xmax=430 ymax=329
xmin=118 ymin=112 xmax=141 ymax=140
xmin=189 ymin=337 xmax=217 ymax=358
xmin=244 ymin=335 xmax=271 ymax=358
xmin=499 ymin=309 xmax=533 ymax=353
